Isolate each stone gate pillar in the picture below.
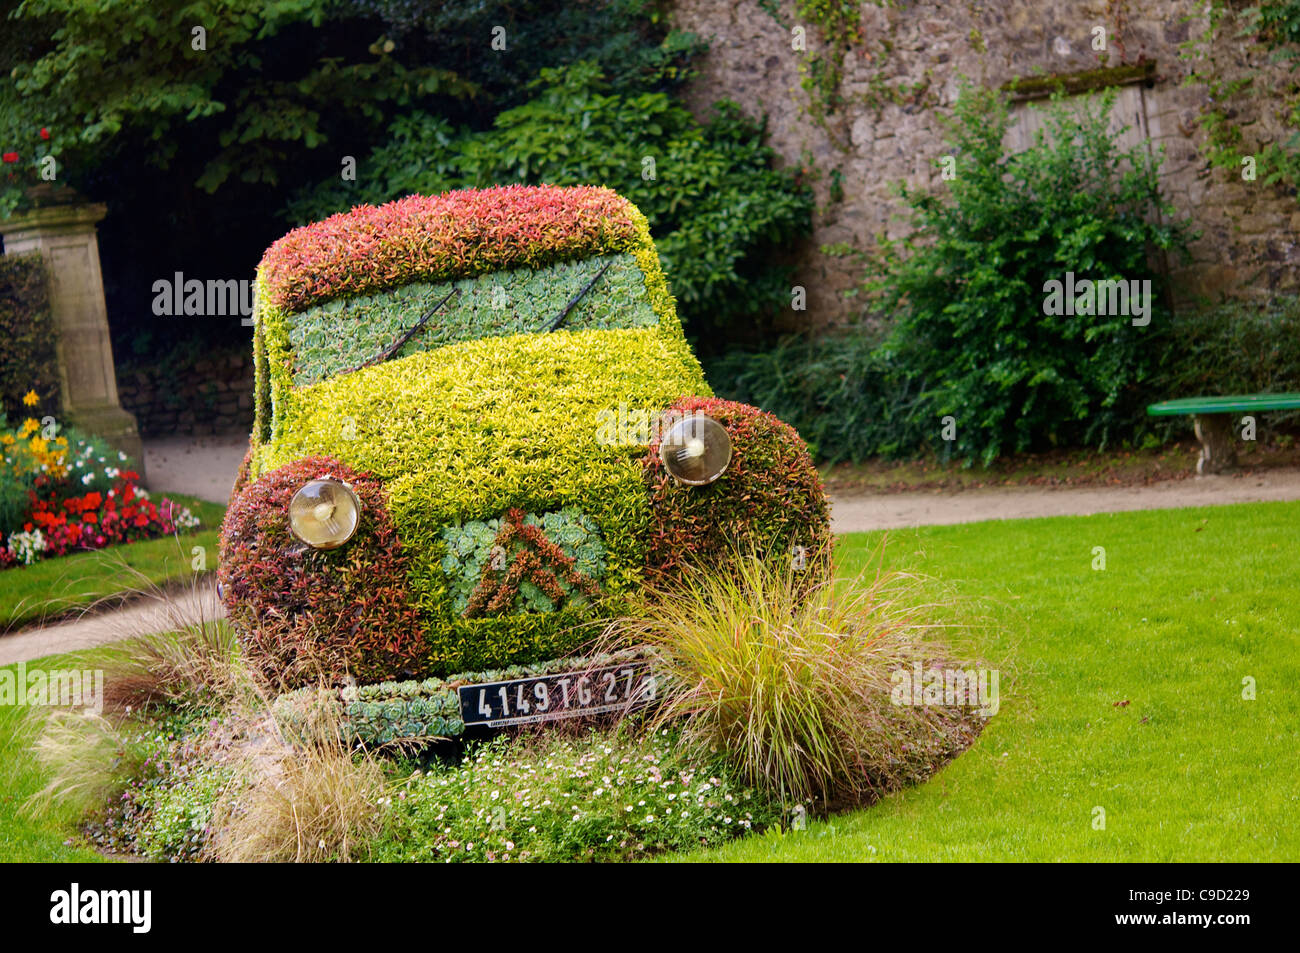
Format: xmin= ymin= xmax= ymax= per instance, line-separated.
xmin=1 ymin=196 xmax=145 ymax=479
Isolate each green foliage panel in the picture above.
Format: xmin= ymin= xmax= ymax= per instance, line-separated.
xmin=286 ymin=252 xmax=657 ymax=386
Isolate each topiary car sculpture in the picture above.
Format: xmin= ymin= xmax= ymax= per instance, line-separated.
xmin=220 ymin=184 xmax=829 ymax=731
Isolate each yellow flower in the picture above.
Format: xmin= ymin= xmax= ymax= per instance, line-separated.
xmin=20 ymin=418 xmax=39 ymax=437
xmin=22 ymin=390 xmax=38 ymax=407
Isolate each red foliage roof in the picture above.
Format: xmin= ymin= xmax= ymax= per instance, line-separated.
xmin=259 ymin=184 xmax=640 ymax=313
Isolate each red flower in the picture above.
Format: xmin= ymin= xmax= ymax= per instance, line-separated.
xmin=82 ymin=513 xmax=97 ymax=525
xmin=2 ymin=153 xmax=17 ymax=163
xmin=39 ymin=128 xmax=49 ymax=140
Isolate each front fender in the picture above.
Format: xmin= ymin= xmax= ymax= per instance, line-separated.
xmin=218 ymin=455 xmax=428 ymax=689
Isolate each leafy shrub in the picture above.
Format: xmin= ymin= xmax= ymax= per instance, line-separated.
xmin=0 ymin=254 xmax=58 ymax=423
xmin=371 ymin=726 xmax=782 ymax=862
xmin=642 ymin=396 xmax=831 ymax=579
xmin=219 ymin=456 xmax=430 ymax=689
xmin=870 ymin=85 xmax=1195 ymax=464
xmin=351 ymin=0 xmax=707 ymax=105
xmin=289 ymin=64 xmax=813 ymax=342
xmin=607 ymin=554 xmax=985 ymax=805
xmin=0 ymin=0 xmax=474 ymax=215
xmin=707 ymin=330 xmax=932 ymax=463
xmin=1155 ymin=295 xmax=1300 ymax=435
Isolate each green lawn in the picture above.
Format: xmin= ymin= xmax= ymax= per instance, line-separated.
xmin=683 ymin=500 xmax=1300 ymax=861
xmin=2 ymin=500 xmax=1297 ymax=862
xmin=0 ymin=649 xmax=108 ymax=862
xmin=0 ymin=493 xmax=225 ymax=631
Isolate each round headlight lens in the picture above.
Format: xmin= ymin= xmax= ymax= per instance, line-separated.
xmin=288 ymin=478 xmax=361 ymax=549
xmin=659 ymin=413 xmax=732 ymax=486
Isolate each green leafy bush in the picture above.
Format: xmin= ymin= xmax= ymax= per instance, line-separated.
xmin=1155 ymin=295 xmax=1300 ymax=435
xmin=869 ymin=85 xmax=1195 ymax=464
xmin=707 ymin=330 xmax=932 ymax=463
xmin=289 ymin=63 xmax=813 ymax=342
xmin=351 ymin=0 xmax=706 ymax=103
xmin=0 ymin=253 xmax=58 ymax=423
xmin=372 ymin=726 xmax=782 ymax=862
xmin=0 ymin=0 xmax=475 ymax=214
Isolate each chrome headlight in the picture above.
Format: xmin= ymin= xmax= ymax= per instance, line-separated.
xmin=288 ymin=478 xmax=361 ymax=549
xmin=659 ymin=413 xmax=732 ymax=486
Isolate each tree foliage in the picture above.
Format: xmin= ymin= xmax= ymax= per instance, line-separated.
xmin=0 ymin=0 xmax=474 ymax=214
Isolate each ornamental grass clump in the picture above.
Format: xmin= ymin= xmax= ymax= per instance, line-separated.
xmin=207 ymin=702 xmax=389 ymax=864
xmin=609 ymin=549 xmax=984 ymax=807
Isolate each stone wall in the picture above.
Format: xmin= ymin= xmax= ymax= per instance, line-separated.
xmin=670 ymin=0 xmax=1300 ymax=330
xmin=116 ymin=345 xmax=253 ymax=436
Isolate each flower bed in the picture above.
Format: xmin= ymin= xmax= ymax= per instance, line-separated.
xmin=0 ymin=392 xmax=198 ymax=568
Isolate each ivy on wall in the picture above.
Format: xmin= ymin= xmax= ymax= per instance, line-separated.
xmin=1180 ymin=0 xmax=1300 ymax=194
xmin=757 ymin=0 xmax=937 ymax=146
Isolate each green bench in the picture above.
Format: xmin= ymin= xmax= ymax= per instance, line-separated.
xmin=1147 ymin=394 xmax=1300 ymax=474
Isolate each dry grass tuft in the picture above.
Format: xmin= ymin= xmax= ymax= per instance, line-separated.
xmin=605 ymin=544 xmax=985 ymax=806
xmin=206 ymin=700 xmax=389 ymax=863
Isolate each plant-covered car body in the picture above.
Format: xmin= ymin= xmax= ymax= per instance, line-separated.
xmin=220 ymin=185 xmax=829 ymax=691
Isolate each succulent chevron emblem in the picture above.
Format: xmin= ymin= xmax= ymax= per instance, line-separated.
xmin=439 ymin=507 xmax=606 ymax=617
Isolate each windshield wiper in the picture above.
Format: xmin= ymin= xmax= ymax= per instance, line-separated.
xmin=546 ymin=259 xmax=613 ymax=333
xmin=339 ymin=288 xmax=458 ymax=375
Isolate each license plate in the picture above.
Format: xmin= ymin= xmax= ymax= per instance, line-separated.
xmin=458 ymin=661 xmax=657 ymax=728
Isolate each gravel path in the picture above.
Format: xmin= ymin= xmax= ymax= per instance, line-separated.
xmin=829 ymin=468 xmax=1300 ymax=533
xmin=5 ymin=434 xmax=1299 ymax=667
xmin=0 ymin=582 xmax=222 ymax=667
xmin=144 ymin=433 xmax=248 ymax=504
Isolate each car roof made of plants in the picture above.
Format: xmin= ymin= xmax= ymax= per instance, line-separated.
xmin=258 ymin=184 xmax=648 ymax=315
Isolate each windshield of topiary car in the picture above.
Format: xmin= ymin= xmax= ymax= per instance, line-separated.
xmin=285 ymin=251 xmax=660 ymax=388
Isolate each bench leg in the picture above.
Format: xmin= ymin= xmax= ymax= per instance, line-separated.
xmin=1192 ymin=413 xmax=1238 ymax=475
